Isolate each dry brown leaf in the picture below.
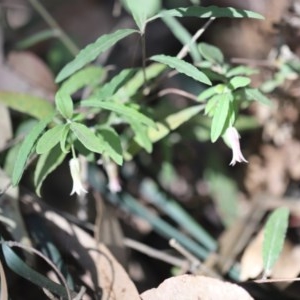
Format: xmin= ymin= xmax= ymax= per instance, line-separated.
xmin=44 ymin=211 xmax=140 ymax=300
xmin=0 ymin=50 xmax=56 ymax=101
xmin=140 ymin=275 xmax=253 ymax=300
xmin=240 ymin=230 xmax=264 ymax=281
xmin=271 ymin=242 xmax=300 ymax=289
xmin=0 ymin=104 xmax=12 ymax=150
xmin=218 ymin=198 xmax=266 ymax=274
xmin=7 ymin=51 xmax=57 ymax=95
xmin=240 ymin=228 xmax=300 ymax=286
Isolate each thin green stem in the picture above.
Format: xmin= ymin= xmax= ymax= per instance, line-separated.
xmin=71 ymin=144 xmax=76 ymax=159
xmin=28 ymin=0 xmax=79 ymax=56
xmin=141 ymin=33 xmax=149 ymax=95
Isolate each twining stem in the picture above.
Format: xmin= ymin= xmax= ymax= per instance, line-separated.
xmin=28 ymin=0 xmax=79 ymax=56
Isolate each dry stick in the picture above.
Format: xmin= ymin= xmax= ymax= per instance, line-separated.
xmin=177 ymin=17 xmax=216 ymax=60
xmin=27 ymin=0 xmax=79 ymax=56
xmin=255 ymin=277 xmax=300 ymax=284
xmin=169 ymin=238 xmax=200 ymax=274
xmin=158 ymin=88 xmax=200 ymax=102
xmin=230 ymin=57 xmax=276 ymax=68
xmin=93 ymin=191 xmax=104 ymax=245
xmin=124 ymin=238 xmax=189 ymax=269
xmin=152 ymin=16 xmax=216 ymax=91
xmin=1 ymin=241 xmax=72 ymax=300
xmin=169 ymin=238 xmax=219 ymax=277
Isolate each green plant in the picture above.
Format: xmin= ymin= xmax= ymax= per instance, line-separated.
xmin=1 ymin=0 xmax=288 ymax=288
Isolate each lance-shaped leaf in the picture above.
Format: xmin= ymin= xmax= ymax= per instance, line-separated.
xmin=70 ymin=122 xmax=104 ymax=154
xmin=98 ymin=127 xmax=123 ymax=165
xmin=198 ymin=42 xmax=224 ymax=64
xmin=210 ymin=93 xmax=232 ymax=142
xmin=148 ymin=5 xmax=264 ymax=23
xmin=34 ymin=145 xmax=67 ymax=197
xmin=0 ymin=92 xmax=55 ymax=120
xmin=36 ymin=124 xmax=65 ymax=154
xmin=126 ymin=118 xmax=152 ymax=153
xmin=60 ymin=66 xmax=105 ymax=95
xmin=151 ymin=54 xmax=211 ymax=85
xmin=81 ymin=99 xmax=155 ymax=127
xmin=60 ymin=124 xmax=70 ymax=153
xmin=56 ymin=29 xmax=137 ymax=82
xmin=122 ymin=0 xmax=161 ymax=32
xmin=1 ymin=241 xmax=76 ymax=298
xmin=12 ymin=115 xmax=52 ymax=186
xmin=245 ymin=88 xmax=272 ymax=106
xmin=229 ymin=76 xmax=251 ymax=90
xmin=55 ymin=90 xmax=73 ymax=119
xmin=97 ymin=68 xmax=136 ymax=100
xmin=125 ymin=104 xmax=204 ymax=160
xmin=113 ymin=63 xmax=165 ymax=101
xmin=263 ymin=207 xmax=289 ymax=278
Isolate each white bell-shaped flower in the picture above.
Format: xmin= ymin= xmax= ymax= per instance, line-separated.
xmin=226 ymin=126 xmax=248 ymax=166
xmin=69 ymin=158 xmax=88 ymax=195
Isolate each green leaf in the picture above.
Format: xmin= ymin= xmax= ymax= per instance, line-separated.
xmin=122 ymin=0 xmax=161 ymax=32
xmin=211 ymin=93 xmax=231 ymax=142
xmin=204 ymin=94 xmax=219 ymax=116
xmin=12 ymin=116 xmax=52 ymax=186
xmin=151 ymin=54 xmax=211 ymax=85
xmin=81 ymin=99 xmax=156 ymax=127
xmin=60 ymin=66 xmax=105 ymax=95
xmin=198 ymin=42 xmax=224 ymax=64
xmin=149 ymin=5 xmax=264 ymax=22
xmin=1 ymin=241 xmax=75 ymax=299
xmin=114 ymin=63 xmax=166 ymax=101
xmin=245 ymin=88 xmax=272 ymax=105
xmin=198 ymin=84 xmax=226 ymax=101
xmin=98 ymin=127 xmax=123 ymax=165
xmin=70 ymin=122 xmax=104 ymax=154
xmin=97 ymin=68 xmax=136 ymax=100
xmin=60 ymin=124 xmax=70 ymax=153
xmin=125 ymin=104 xmax=204 ymax=160
xmin=4 ymin=119 xmax=38 ymax=177
xmin=229 ymin=76 xmax=251 ymax=90
xmin=226 ymin=65 xmax=258 ymax=77
xmin=126 ymin=118 xmax=152 ymax=152
xmin=162 ymin=14 xmax=200 ymax=62
xmin=36 ymin=124 xmax=65 ymax=154
xmin=55 ymin=91 xmax=73 ymax=119
xmin=56 ymin=29 xmax=137 ymax=82
xmin=0 ymin=92 xmax=55 ymax=120
xmin=263 ymin=207 xmax=289 ymax=278
xmin=34 ymin=145 xmax=67 ymax=197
